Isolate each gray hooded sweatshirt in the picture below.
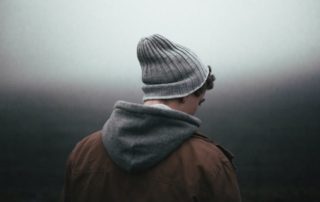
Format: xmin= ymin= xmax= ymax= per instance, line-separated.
xmin=101 ymin=101 xmax=201 ymax=173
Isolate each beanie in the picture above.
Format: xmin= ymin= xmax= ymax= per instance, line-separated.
xmin=137 ymin=34 xmax=210 ymax=101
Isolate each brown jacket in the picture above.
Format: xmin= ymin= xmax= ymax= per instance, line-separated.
xmin=62 ymin=131 xmax=241 ymax=202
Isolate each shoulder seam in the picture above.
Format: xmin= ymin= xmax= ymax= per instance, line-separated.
xmin=191 ymin=133 xmax=235 ymax=168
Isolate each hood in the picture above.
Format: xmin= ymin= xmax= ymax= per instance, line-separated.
xmin=101 ymin=101 xmax=201 ymax=173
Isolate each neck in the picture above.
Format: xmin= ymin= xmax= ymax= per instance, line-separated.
xmin=144 ymin=99 xmax=169 ymax=106
xmin=144 ymin=99 xmax=183 ymax=112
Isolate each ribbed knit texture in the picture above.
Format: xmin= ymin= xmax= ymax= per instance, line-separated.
xmin=137 ymin=34 xmax=210 ymax=101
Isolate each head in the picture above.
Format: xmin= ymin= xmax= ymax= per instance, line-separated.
xmin=137 ymin=34 xmax=215 ymax=115
xmin=144 ymin=66 xmax=215 ymax=115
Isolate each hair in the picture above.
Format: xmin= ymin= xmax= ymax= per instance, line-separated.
xmin=160 ymin=65 xmax=215 ymax=103
xmin=192 ymin=65 xmax=215 ymax=97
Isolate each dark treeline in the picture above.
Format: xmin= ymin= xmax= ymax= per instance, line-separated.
xmin=0 ymin=71 xmax=319 ymax=201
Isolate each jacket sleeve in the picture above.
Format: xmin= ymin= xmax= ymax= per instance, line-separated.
xmin=210 ymin=161 xmax=242 ymax=202
xmin=60 ymin=155 xmax=73 ymax=202
xmin=193 ymin=134 xmax=241 ymax=202
xmin=196 ymin=145 xmax=242 ymax=202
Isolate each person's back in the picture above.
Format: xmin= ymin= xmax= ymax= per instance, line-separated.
xmin=61 ymin=34 xmax=241 ymax=202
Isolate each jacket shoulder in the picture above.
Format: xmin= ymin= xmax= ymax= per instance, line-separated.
xmin=191 ymin=132 xmax=234 ymax=164
xmin=68 ymin=131 xmax=110 ymax=171
xmin=71 ymin=131 xmax=102 ymax=154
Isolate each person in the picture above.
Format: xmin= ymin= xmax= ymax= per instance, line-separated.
xmin=61 ymin=34 xmax=241 ymax=202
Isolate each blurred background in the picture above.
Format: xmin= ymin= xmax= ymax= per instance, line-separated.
xmin=1 ymin=0 xmax=320 ymax=201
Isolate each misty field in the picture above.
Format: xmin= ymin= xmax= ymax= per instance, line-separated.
xmin=0 ymin=72 xmax=319 ymax=202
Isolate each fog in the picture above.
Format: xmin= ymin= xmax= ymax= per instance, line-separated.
xmin=1 ymin=0 xmax=319 ymax=90
xmin=1 ymin=0 xmax=320 ymax=201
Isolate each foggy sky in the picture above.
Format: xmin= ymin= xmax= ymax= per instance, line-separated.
xmin=1 ymin=0 xmax=319 ymax=92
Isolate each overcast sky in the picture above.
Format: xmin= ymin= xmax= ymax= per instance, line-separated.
xmin=1 ymin=0 xmax=319 ymax=92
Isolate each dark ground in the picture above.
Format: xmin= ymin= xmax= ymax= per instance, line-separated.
xmin=0 ymin=71 xmax=319 ymax=202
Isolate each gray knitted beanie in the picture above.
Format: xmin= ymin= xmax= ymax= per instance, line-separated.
xmin=137 ymin=34 xmax=210 ymax=101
